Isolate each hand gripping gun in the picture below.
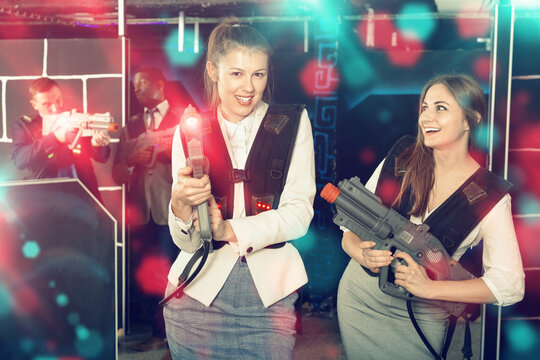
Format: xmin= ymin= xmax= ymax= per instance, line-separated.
xmin=321 ymin=177 xmax=475 ymax=317
xmin=180 ymin=104 xmax=213 ymax=251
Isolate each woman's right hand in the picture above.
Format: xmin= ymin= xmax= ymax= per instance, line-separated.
xmin=341 ymin=231 xmax=393 ymax=273
xmin=171 ymin=166 xmax=212 ymax=222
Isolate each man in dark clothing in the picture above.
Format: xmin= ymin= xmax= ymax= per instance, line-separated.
xmin=113 ymin=67 xmax=180 ymax=353
xmin=11 ymin=77 xmax=110 ymax=201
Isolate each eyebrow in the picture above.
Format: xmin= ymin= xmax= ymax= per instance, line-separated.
xmin=228 ymin=67 xmax=267 ymax=72
xmin=422 ymin=100 xmax=450 ymax=106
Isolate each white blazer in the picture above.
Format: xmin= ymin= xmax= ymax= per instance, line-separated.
xmin=167 ymin=101 xmax=316 ymax=307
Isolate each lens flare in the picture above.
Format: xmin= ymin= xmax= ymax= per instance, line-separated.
xmin=396 ymin=4 xmax=436 ymax=42
xmin=299 ymin=59 xmax=340 ymax=97
xmin=505 ymin=320 xmax=536 ymax=353
xmin=22 ymin=241 xmax=40 ymax=259
xmin=164 ymin=28 xmax=203 ymax=67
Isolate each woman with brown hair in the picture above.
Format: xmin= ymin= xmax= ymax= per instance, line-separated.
xmin=337 ymin=74 xmax=524 ymax=359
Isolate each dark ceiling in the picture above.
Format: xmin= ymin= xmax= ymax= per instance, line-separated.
xmin=0 ymin=1 xmax=453 ymax=26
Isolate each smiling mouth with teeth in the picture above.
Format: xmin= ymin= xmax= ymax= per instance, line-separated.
xmin=235 ymin=95 xmax=252 ymax=104
xmin=425 ymin=128 xmax=440 ymax=133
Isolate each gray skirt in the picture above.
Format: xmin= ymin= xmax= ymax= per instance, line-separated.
xmin=337 ymin=259 xmax=450 ymax=360
xmin=163 ymin=258 xmax=298 ymax=360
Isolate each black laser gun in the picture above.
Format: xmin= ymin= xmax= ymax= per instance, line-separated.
xmin=180 ymin=105 xmax=213 ymax=250
xmin=321 ymin=177 xmax=475 ymax=316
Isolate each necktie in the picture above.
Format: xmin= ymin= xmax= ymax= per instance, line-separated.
xmin=147 ymin=108 xmax=158 ymax=131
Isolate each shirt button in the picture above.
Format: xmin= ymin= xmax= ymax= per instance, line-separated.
xmin=246 ymin=247 xmax=253 ymax=253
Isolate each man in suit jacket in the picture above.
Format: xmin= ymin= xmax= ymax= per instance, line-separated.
xmin=12 ymin=77 xmax=110 ymax=202
xmin=113 ymin=67 xmax=180 ymax=352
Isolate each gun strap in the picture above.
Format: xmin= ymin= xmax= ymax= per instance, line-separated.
xmin=407 ymin=300 xmax=445 ymax=360
xmin=158 ymin=241 xmax=211 ymax=306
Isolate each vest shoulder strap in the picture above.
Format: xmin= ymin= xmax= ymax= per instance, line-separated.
xmin=244 ymin=103 xmax=304 ymax=215
xmin=424 ymin=168 xmax=511 ymax=260
xmin=375 ymin=135 xmax=415 ymax=213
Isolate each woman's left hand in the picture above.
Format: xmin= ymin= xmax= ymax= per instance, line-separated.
xmin=393 ymin=252 xmax=434 ymax=299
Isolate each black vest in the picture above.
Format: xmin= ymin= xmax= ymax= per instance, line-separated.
xmin=375 ymin=135 xmax=512 ymax=276
xmin=180 ymin=104 xmax=304 ymax=220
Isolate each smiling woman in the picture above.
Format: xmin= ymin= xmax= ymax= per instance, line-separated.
xmin=163 ymin=18 xmax=316 ymax=360
xmin=336 ymin=74 xmax=525 ymax=360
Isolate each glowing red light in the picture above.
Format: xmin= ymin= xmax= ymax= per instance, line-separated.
xmin=135 ymin=255 xmax=172 ymax=296
xmin=184 ymin=116 xmax=199 ymax=129
xmin=377 ymin=179 xmax=401 ymax=206
xmin=455 ymin=16 xmax=491 ymax=39
xmin=256 ymin=202 xmax=271 ymax=212
xmin=473 ymin=55 xmax=492 ymax=82
xmin=358 ymin=148 xmax=376 ymax=165
xmin=386 ymin=39 xmax=424 ymax=67
xmin=299 ymin=59 xmax=340 ymax=97
xmin=357 ymin=12 xmax=398 ymax=50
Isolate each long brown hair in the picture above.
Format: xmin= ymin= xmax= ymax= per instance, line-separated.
xmin=394 ymin=74 xmax=487 ymax=216
xmin=204 ymin=18 xmax=273 ymax=110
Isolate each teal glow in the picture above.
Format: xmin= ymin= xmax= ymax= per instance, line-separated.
xmin=0 ymin=284 xmax=13 ymax=316
xmin=378 ymin=109 xmax=392 ymax=124
xmin=506 ymin=320 xmax=536 ymax=352
xmin=295 ymin=231 xmax=317 ymax=253
xmin=472 ymin=123 xmax=499 ymax=151
xmin=33 ymin=357 xmax=58 ymax=360
xmin=517 ymin=193 xmax=540 ymax=215
xmin=76 ymin=324 xmax=90 ymax=340
xmin=56 ymin=293 xmax=69 ymax=307
xmin=75 ymin=329 xmax=104 ymax=358
xmin=339 ymin=49 xmax=374 ymax=89
xmin=49 ymin=281 xmax=56 ymax=288
xmin=164 ymin=28 xmax=203 ymax=67
xmin=514 ymin=0 xmax=540 ymax=9
xmin=396 ymin=4 xmax=436 ymax=42
xmin=19 ymin=338 xmax=35 ymax=353
xmin=68 ymin=312 xmax=80 ymax=325
xmin=22 ymin=241 xmax=40 ymax=258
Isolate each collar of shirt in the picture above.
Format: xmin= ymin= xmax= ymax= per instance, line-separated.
xmin=218 ymin=101 xmax=267 ymax=169
xmin=144 ymin=99 xmax=169 ymax=130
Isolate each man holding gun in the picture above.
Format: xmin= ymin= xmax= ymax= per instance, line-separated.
xmin=113 ymin=67 xmax=180 ymax=353
xmin=11 ymin=77 xmax=111 ymax=202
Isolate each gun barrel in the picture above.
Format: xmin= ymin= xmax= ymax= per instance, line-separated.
xmin=80 ymin=121 xmax=118 ymax=132
xmin=322 ymin=183 xmax=392 ymax=239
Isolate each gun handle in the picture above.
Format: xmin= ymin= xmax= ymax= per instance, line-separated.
xmin=68 ymin=129 xmax=83 ymax=150
xmin=378 ymin=265 xmax=415 ymax=300
xmin=196 ymin=201 xmax=213 ymax=252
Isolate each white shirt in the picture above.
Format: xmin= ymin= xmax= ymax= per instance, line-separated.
xmin=350 ymin=160 xmax=525 ymax=306
xmin=167 ymin=101 xmax=316 ymax=307
xmin=144 ymin=99 xmax=169 ymax=130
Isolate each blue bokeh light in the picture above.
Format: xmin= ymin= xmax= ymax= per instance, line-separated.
xmin=22 ymin=241 xmax=40 ymax=259
xmin=396 ymin=3 xmax=436 ymax=42
xmin=505 ymin=320 xmax=536 ymax=353
xmin=56 ymin=293 xmax=69 ymax=307
xmin=74 ymin=328 xmax=104 ymax=358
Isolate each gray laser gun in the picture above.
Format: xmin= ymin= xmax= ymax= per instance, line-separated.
xmin=65 ymin=110 xmax=118 ymax=150
xmin=321 ymin=177 xmax=475 ymax=316
xmin=180 ymin=105 xmax=213 ymax=251
xmin=123 ymin=126 xmax=176 ymax=169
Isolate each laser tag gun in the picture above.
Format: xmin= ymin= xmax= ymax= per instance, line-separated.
xmin=321 ymin=177 xmax=476 ymax=316
xmin=180 ymin=104 xmax=213 ymax=251
xmin=62 ymin=110 xmax=117 ymax=150
xmin=122 ymin=124 xmax=178 ymax=169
